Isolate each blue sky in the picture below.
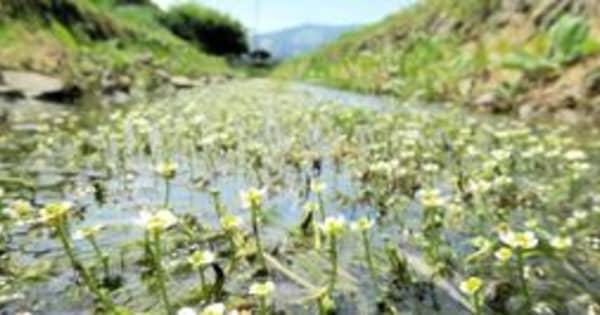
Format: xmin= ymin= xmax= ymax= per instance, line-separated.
xmin=152 ymin=0 xmax=409 ymax=34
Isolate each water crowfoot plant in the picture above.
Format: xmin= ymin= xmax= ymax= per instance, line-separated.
xmin=499 ymin=229 xmax=539 ymax=311
xmin=156 ymin=161 xmax=177 ymax=208
xmin=320 ymin=216 xmax=345 ymax=294
xmin=41 ymin=203 xmax=116 ymax=312
xmin=241 ymin=188 xmax=268 ymax=272
xmin=74 ymin=225 xmax=112 ymax=284
xmin=460 ymin=276 xmax=483 ymax=315
xmin=177 ymin=302 xmax=226 ymax=315
xmin=188 ymin=250 xmax=216 ymax=294
xmin=249 ymin=281 xmax=275 ymax=315
xmin=351 ymin=217 xmax=379 ymax=292
xmin=138 ymin=209 xmax=178 ymax=314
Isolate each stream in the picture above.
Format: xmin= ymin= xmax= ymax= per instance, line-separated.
xmin=1 ymin=79 xmax=599 ymax=314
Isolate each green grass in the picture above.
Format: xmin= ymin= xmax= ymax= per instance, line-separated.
xmin=274 ymin=0 xmax=599 ymax=103
xmin=0 ymin=0 xmax=234 ymax=83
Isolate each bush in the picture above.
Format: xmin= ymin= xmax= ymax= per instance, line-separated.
xmin=160 ymin=3 xmax=248 ymax=56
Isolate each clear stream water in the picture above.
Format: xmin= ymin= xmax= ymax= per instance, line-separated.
xmin=1 ymin=80 xmax=598 ymax=314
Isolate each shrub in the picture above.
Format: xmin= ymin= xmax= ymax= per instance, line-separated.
xmin=548 ymin=14 xmax=599 ymax=64
xmin=160 ymin=3 xmax=248 ymax=56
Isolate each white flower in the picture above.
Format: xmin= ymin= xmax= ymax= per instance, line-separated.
xmin=565 ymin=150 xmax=586 ymax=161
xmin=500 ymin=231 xmax=538 ymax=250
xmin=422 ymin=163 xmax=440 ymax=173
xmin=40 ymin=202 xmax=73 ymax=224
xmin=460 ymin=277 xmax=483 ymax=295
xmin=494 ymin=247 xmax=513 ymax=263
xmin=550 ymin=236 xmax=572 ymax=250
xmin=138 ymin=209 xmax=178 ymax=233
xmin=155 ymin=161 xmax=177 ymax=179
xmin=240 ymin=188 xmax=266 ymax=209
xmin=220 ymin=214 xmax=241 ymax=231
xmin=310 ymin=180 xmax=327 ymax=194
xmin=249 ymin=281 xmax=275 ymax=297
xmin=3 ymin=200 xmax=33 ymax=219
xmin=177 ymin=307 xmax=197 ymax=315
xmin=188 ymin=250 xmax=216 ymax=268
xmin=320 ymin=216 xmax=346 ymax=237
xmin=201 ymin=303 xmax=226 ymax=315
xmin=350 ymin=217 xmax=374 ymax=232
xmin=73 ymin=225 xmax=104 ymax=240
xmin=419 ymin=188 xmax=444 ymax=209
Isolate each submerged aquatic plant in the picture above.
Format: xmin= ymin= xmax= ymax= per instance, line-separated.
xmin=139 ymin=209 xmax=178 ymax=314
xmin=156 ymin=161 xmax=178 ymax=207
xmin=499 ymin=229 xmax=539 ymax=310
xmin=351 ymin=217 xmax=378 ymax=291
xmin=460 ymin=276 xmax=483 ymax=315
xmin=320 ymin=216 xmax=346 ymax=294
xmin=41 ymin=202 xmax=117 ymax=312
xmin=249 ymin=281 xmax=275 ymax=315
xmin=241 ymin=187 xmax=268 ymax=271
xmin=188 ymin=250 xmax=216 ymax=292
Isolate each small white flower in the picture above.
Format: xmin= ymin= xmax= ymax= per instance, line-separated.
xmin=155 ymin=161 xmax=177 ymax=179
xmin=3 ymin=200 xmax=33 ymax=219
xmin=500 ymin=231 xmax=538 ymax=250
xmin=220 ymin=214 xmax=242 ymax=231
xmin=419 ymin=188 xmax=444 ymax=209
xmin=350 ymin=217 xmax=374 ymax=232
xmin=310 ymin=180 xmax=327 ymax=194
xmin=550 ymin=236 xmax=573 ymax=250
xmin=565 ymin=150 xmax=586 ymax=161
xmin=188 ymin=250 xmax=216 ymax=268
xmin=177 ymin=307 xmax=197 ymax=315
xmin=240 ymin=188 xmax=266 ymax=209
xmin=137 ymin=209 xmax=178 ymax=233
xmin=320 ymin=216 xmax=346 ymax=237
xmin=201 ymin=303 xmax=226 ymax=315
xmin=73 ymin=225 xmax=104 ymax=240
xmin=249 ymin=281 xmax=275 ymax=297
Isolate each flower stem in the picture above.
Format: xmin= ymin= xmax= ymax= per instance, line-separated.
xmin=153 ymin=232 xmax=172 ymax=315
xmin=56 ymin=222 xmax=114 ymax=311
xmin=328 ymin=236 xmax=338 ymax=294
xmin=473 ymin=293 xmax=482 ymax=315
xmin=516 ymin=250 xmax=531 ymax=311
xmin=259 ymin=296 xmax=268 ymax=315
xmin=164 ymin=179 xmax=171 ymax=208
xmin=89 ymin=237 xmax=110 ymax=280
xmin=361 ymin=231 xmax=379 ymax=293
xmin=251 ymin=206 xmax=267 ymax=271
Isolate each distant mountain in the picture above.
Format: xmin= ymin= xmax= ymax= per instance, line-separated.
xmin=253 ymin=24 xmax=358 ymax=59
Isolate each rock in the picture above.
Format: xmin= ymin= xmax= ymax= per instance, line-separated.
xmin=518 ymin=103 xmax=539 ymax=120
xmin=170 ymin=76 xmax=203 ymax=89
xmin=0 ymin=86 xmax=26 ymax=101
xmin=101 ymin=71 xmax=132 ymax=95
xmin=584 ymin=69 xmax=600 ymax=97
xmin=0 ymin=71 xmax=82 ymax=104
xmin=473 ymin=93 xmax=508 ymax=112
xmin=554 ymin=108 xmax=583 ymax=124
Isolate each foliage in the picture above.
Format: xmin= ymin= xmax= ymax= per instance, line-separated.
xmin=548 ymin=14 xmax=599 ymax=64
xmin=160 ymin=3 xmax=248 ymax=56
xmin=0 ymin=80 xmax=598 ymax=313
xmin=500 ymin=14 xmax=599 ymax=78
xmin=0 ymin=0 xmax=234 ymax=81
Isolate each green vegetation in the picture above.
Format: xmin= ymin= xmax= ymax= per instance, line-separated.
xmin=159 ymin=3 xmax=248 ymax=56
xmin=0 ymin=0 xmax=245 ymax=86
xmin=275 ymin=0 xmax=600 ymax=111
xmin=0 ymin=80 xmax=599 ymax=314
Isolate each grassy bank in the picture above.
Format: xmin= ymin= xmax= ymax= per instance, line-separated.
xmin=275 ymin=0 xmax=600 ymax=121
xmin=0 ymin=0 xmax=244 ymax=88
